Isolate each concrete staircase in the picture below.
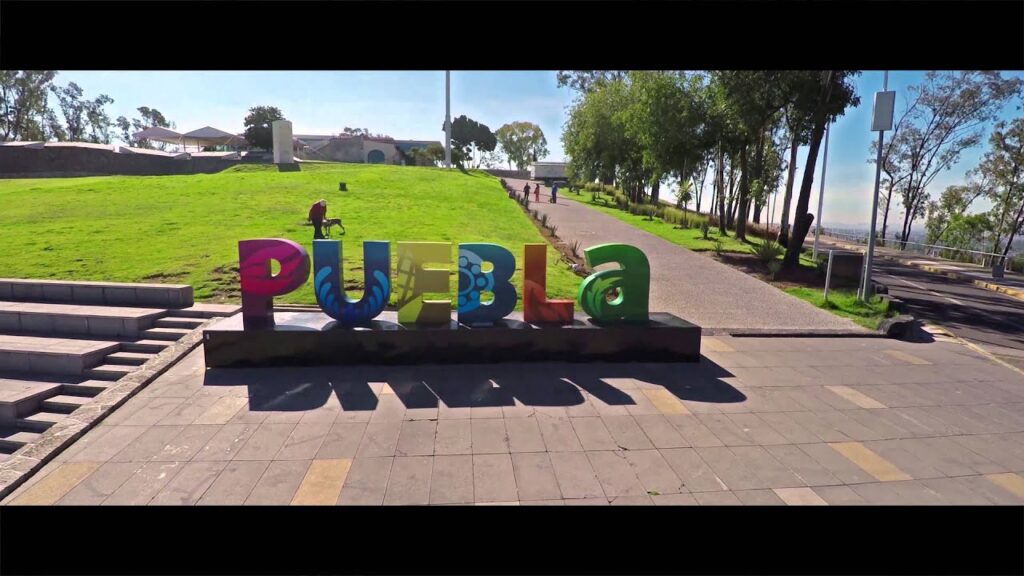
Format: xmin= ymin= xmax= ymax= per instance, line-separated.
xmin=0 ymin=280 xmax=238 ymax=458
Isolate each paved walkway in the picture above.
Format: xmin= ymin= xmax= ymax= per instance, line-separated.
xmin=5 ymin=335 xmax=1024 ymax=505
xmin=508 ymin=180 xmax=862 ymax=332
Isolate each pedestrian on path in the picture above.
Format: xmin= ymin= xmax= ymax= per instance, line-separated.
xmin=534 ymin=183 xmax=541 ymax=202
xmin=308 ymin=199 xmax=327 ymax=240
xmin=550 ymin=183 xmax=558 ymax=204
xmin=522 ymin=182 xmax=531 ymax=202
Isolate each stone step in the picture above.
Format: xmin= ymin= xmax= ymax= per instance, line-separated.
xmin=62 ymin=380 xmax=113 ymax=396
xmin=0 ymin=427 xmax=40 ymax=451
xmin=140 ymin=327 xmax=191 ymax=341
xmin=121 ymin=339 xmax=172 ymax=354
xmin=167 ymin=303 xmax=239 ymax=318
xmin=40 ymin=394 xmax=92 ymax=414
xmin=15 ymin=411 xmax=67 ymax=432
xmin=105 ymin=351 xmax=154 ymax=366
xmin=84 ymin=364 xmax=135 ymax=381
xmin=0 ymin=278 xmax=193 ymax=308
xmin=0 ymin=335 xmax=120 ymax=376
xmin=0 ymin=379 xmax=64 ymax=420
xmin=154 ymin=317 xmax=206 ymax=330
xmin=0 ymin=301 xmax=165 ymax=338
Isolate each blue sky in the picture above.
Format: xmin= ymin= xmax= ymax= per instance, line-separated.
xmin=57 ymin=70 xmax=1023 ymax=227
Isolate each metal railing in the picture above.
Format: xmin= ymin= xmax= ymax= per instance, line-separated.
xmin=818 ymin=227 xmax=1018 ymax=270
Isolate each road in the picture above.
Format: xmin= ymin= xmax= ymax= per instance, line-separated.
xmin=869 ymin=256 xmax=1024 ymax=370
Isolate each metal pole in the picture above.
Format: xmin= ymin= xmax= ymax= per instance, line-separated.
xmin=860 ymin=71 xmax=889 ymax=301
xmin=824 ymin=250 xmax=835 ymax=302
xmin=444 ymin=71 xmax=452 ymax=169
xmin=812 ymin=122 xmax=831 ymax=261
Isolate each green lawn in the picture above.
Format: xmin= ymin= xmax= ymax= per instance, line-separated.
xmin=563 ymin=192 xmax=756 ymax=253
xmin=0 ymin=163 xmax=581 ymax=307
xmin=783 ymin=287 xmax=893 ymax=330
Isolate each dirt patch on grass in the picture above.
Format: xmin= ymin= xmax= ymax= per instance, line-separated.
xmin=710 ymin=252 xmax=857 ymax=291
xmin=141 ymin=272 xmax=189 ymax=283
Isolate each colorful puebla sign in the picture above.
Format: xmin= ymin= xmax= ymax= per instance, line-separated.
xmin=238 ymin=239 xmax=650 ymax=328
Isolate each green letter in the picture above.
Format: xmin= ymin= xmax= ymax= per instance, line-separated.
xmin=577 ymin=243 xmax=649 ymax=323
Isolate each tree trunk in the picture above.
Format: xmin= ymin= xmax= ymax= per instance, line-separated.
xmin=736 ymin=144 xmax=750 ymax=241
xmin=651 ymin=177 xmax=661 ymax=204
xmin=753 ymin=203 xmax=762 ymax=224
xmin=716 ymin=147 xmax=727 ymax=234
xmin=880 ymin=182 xmax=894 ymax=247
xmin=1000 ymin=198 xmax=1024 ymax=262
xmin=777 ymin=138 xmax=799 ymax=247
xmin=782 ymin=114 xmax=828 ymax=269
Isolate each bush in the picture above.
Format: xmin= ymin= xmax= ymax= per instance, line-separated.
xmin=539 ymin=212 xmax=549 ymax=227
xmin=614 ymin=192 xmax=631 ymax=209
xmin=603 ymin=184 xmax=617 ymax=194
xmin=713 ymin=239 xmax=724 ymax=257
xmin=585 ymin=182 xmax=603 ymax=192
xmin=751 ymin=240 xmax=785 ymax=264
xmin=701 ymin=221 xmax=711 ymax=240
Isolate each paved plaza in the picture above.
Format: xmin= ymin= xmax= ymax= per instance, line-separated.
xmin=6 ymin=334 xmax=1024 ymax=506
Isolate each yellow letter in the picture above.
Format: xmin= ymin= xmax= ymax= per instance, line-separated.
xmin=396 ymin=242 xmax=452 ymax=324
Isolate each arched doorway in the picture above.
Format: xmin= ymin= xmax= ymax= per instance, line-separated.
xmin=367 ymin=149 xmax=386 ymax=164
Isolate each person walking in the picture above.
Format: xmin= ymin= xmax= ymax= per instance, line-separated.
xmin=522 ymin=182 xmax=531 ymax=202
xmin=308 ymin=199 xmax=327 ymax=240
xmin=550 ymin=183 xmax=558 ymax=204
xmin=534 ymin=183 xmax=540 ymax=202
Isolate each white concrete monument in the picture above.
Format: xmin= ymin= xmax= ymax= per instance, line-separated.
xmin=272 ymin=119 xmax=294 ymax=164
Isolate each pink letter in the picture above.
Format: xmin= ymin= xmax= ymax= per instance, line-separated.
xmin=239 ymin=239 xmax=310 ymax=328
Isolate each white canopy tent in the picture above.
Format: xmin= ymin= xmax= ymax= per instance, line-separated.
xmin=131 ymin=126 xmax=247 ymax=152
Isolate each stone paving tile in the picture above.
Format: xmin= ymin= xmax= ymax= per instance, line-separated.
xmin=505 ymin=417 xmax=546 ymax=453
xmin=293 ymin=459 xmax=352 ymax=505
xmin=659 ymin=447 xmax=728 ymax=493
xmin=197 ymin=461 xmax=270 ymax=505
xmin=773 ymin=487 xmax=828 ymax=505
xmin=368 ymin=395 xmax=407 ymax=423
xmin=244 ymin=461 xmax=310 ymax=505
xmin=586 ymin=451 xmax=647 ymax=498
xmin=622 ymin=450 xmax=686 ymax=495
xmin=918 ymin=477 xmax=997 ymax=505
xmin=511 ymin=452 xmax=562 ymax=502
xmin=396 ymin=420 xmax=437 ymax=457
xmin=428 ymin=455 xmax=473 ymax=504
xmin=632 ymin=414 xmax=689 ymax=448
xmin=192 ymin=423 xmax=259 ymax=462
xmin=9 ymin=462 xmax=101 ymax=505
xmin=696 ymin=414 xmax=756 ymax=446
xmin=842 ymin=409 xmax=914 ymax=440
xmin=98 ymin=396 xmax=156 ymax=427
xmin=756 ymin=412 xmax=824 ymax=444
xmin=66 ymin=426 xmax=150 ymax=463
xmin=693 ymin=491 xmax=742 ymax=505
xmin=316 ymin=422 xmax=368 ymax=459
xmin=816 ymin=411 xmax=886 ymax=442
xmin=609 ymin=494 xmax=654 ymax=505
xmin=763 ymin=444 xmax=840 ymax=487
xmin=601 ymin=415 xmax=654 ymax=450
xmin=57 ymin=462 xmax=142 ymax=505
xmin=913 ymin=436 xmax=1004 ymax=475
xmin=434 ymin=419 xmax=472 ymax=455
xmin=356 ymin=421 xmax=403 ymax=458
xmin=156 ymin=395 xmax=220 ymax=426
xmin=275 ymin=422 xmax=332 ymax=461
xmin=830 ymin=442 xmax=912 ymax=482
xmin=798 ymin=443 xmax=876 ymax=485
xmin=950 ymin=475 xmax=1024 ymax=504
xmin=471 ymin=419 xmax=510 ymax=454
xmin=652 ymin=493 xmax=699 ymax=505
xmin=849 ymin=480 xmax=946 ymax=505
xmin=520 ymin=499 xmax=564 ymax=505
xmin=563 ymin=497 xmax=609 ymax=505
xmin=570 ymin=417 xmax=618 ymax=451
xmin=811 ymin=485 xmax=866 ymax=505
xmin=725 ymin=413 xmax=789 ymax=445
xmin=694 ymin=447 xmax=765 ymax=491
xmin=193 ymin=397 xmax=248 ymax=425
xmin=110 ymin=425 xmax=186 ymax=462
xmin=951 ymin=434 xmax=1024 ymax=472
xmin=985 ymin=473 xmax=1024 ymax=499
xmin=861 ymin=440 xmax=945 ymax=480
xmin=665 ymin=415 xmax=724 ymax=447
xmin=104 ymin=461 xmax=184 ymax=505
xmin=474 ymin=453 xmax=518 ymax=503
xmin=149 ymin=461 xmax=227 ymax=505
xmin=383 ymin=456 xmax=433 ymax=505
xmin=537 ymin=413 xmax=583 ymax=452
xmin=729 ymin=446 xmax=806 ymax=488
xmin=549 ymin=452 xmax=605 ymax=499
xmin=338 ymin=457 xmax=393 ymax=505
xmin=734 ymin=489 xmax=785 ymax=505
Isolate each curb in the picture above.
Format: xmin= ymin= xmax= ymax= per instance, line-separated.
xmin=0 ymin=318 xmax=219 ymax=502
xmin=826 ymin=240 xmax=1024 ymax=303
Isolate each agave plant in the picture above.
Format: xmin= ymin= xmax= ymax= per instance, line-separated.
xmin=751 ymin=240 xmax=785 ymax=264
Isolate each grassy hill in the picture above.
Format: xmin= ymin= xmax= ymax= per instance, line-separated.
xmin=0 ymin=163 xmax=581 ymax=306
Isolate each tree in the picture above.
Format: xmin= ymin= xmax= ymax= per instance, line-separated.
xmin=495 ymin=121 xmax=548 ymax=170
xmin=979 ymin=118 xmax=1024 ymax=265
xmin=51 ymin=82 xmax=114 ymax=143
xmin=783 ymin=71 xmax=861 ymax=270
xmin=115 ymin=106 xmax=173 ymax=149
xmin=775 ymin=71 xmax=821 ymax=245
xmin=925 ymin=182 xmax=986 ymax=246
xmin=243 ymin=106 xmax=285 ymax=150
xmin=0 ymin=70 xmax=57 ymax=141
xmin=556 ymin=71 xmax=628 ymax=94
xmin=444 ymin=115 xmax=496 ymax=169
xmin=887 ymin=72 xmax=1022 ymax=247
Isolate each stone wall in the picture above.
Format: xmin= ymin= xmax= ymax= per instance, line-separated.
xmin=0 ymin=146 xmax=258 ymax=177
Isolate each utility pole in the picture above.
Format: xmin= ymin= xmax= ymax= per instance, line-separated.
xmin=860 ymin=71 xmax=895 ymax=301
xmin=444 ymin=71 xmax=452 ymax=169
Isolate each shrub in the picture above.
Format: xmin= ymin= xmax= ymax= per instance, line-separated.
xmin=570 ymin=239 xmax=581 ymax=258
xmin=539 ymin=212 xmax=549 ymax=227
xmin=549 ymin=224 xmax=558 ymax=235
xmin=713 ymin=239 xmax=724 ymax=257
xmin=640 ymin=204 xmax=658 ymax=220
xmin=614 ymin=193 xmax=631 ymax=209
xmin=751 ymin=240 xmax=785 ymax=264
xmin=767 ymin=260 xmax=782 ymax=280
xmin=585 ymin=182 xmax=603 ymax=192
xmin=701 ymin=221 xmax=711 ymax=240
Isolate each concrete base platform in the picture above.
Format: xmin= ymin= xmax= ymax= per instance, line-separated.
xmin=203 ymin=311 xmax=702 ymax=368
xmin=0 ymin=278 xmax=192 ymax=308
xmin=0 ymin=302 xmax=165 ymax=338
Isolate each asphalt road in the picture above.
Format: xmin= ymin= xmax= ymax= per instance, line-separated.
xmin=869 ymin=258 xmax=1024 ymax=370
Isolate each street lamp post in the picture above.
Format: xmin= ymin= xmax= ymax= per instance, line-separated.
xmin=812 ymin=121 xmax=832 ymax=261
xmin=859 ymin=71 xmax=895 ymax=301
xmin=445 ymin=71 xmax=452 ymax=169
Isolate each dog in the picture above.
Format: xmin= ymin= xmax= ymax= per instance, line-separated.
xmin=323 ymin=217 xmax=345 ymax=237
